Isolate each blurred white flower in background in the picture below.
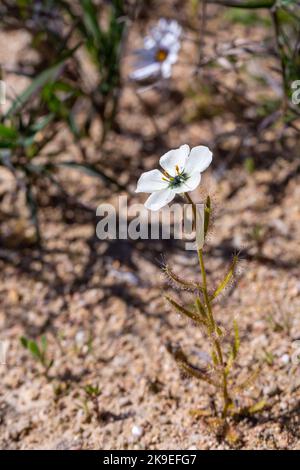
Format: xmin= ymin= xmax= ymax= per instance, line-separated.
xmin=136 ymin=144 xmax=212 ymax=211
xmin=130 ymin=18 xmax=182 ymax=82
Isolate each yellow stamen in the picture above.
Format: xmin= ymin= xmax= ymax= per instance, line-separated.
xmin=155 ymin=48 xmax=168 ymax=63
xmin=175 ymin=165 xmax=180 ymax=174
xmin=162 ymin=177 xmax=169 ymax=182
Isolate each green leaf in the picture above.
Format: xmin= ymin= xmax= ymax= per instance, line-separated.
xmin=25 ymin=184 xmax=41 ymax=243
xmin=57 ymin=161 xmax=127 ymax=191
xmin=178 ymin=360 xmax=219 ymax=387
xmin=20 ymin=336 xmax=28 ymax=349
xmin=81 ymin=0 xmax=103 ymax=46
xmin=232 ymin=319 xmax=240 ymax=359
xmin=244 ymin=157 xmax=255 ymax=173
xmin=84 ymin=384 xmax=101 ymax=397
xmin=206 ymin=0 xmax=276 ymax=8
xmin=211 ymin=255 xmax=238 ymax=300
xmin=6 ymin=45 xmax=80 ymax=117
xmin=164 ymin=264 xmax=200 ymax=290
xmin=29 ymin=114 xmax=55 ymax=134
xmin=41 ymin=335 xmax=47 ymax=354
xmin=0 ymin=124 xmax=18 ymax=140
xmin=225 ymin=320 xmax=240 ymax=374
xmin=234 ymin=368 xmax=260 ymax=392
xmin=248 ymin=399 xmax=266 ymax=414
xmin=166 ymin=343 xmax=219 ymax=387
xmin=28 ymin=340 xmax=42 ymax=361
xmin=47 ymin=359 xmax=54 ymax=370
xmin=165 ymin=295 xmax=205 ymax=324
xmin=195 ymin=297 xmax=207 ymax=319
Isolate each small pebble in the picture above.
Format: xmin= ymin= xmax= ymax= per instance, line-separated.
xmin=131 ymin=425 xmax=143 ymax=439
xmin=75 ymin=330 xmax=86 ymax=346
xmin=280 ymin=354 xmax=290 ymax=365
xmin=263 ymin=385 xmax=281 ymax=397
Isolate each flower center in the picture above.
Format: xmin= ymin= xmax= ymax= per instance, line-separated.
xmin=155 ymin=48 xmax=168 ymax=63
xmin=168 ymin=172 xmax=188 ymax=189
xmin=162 ymin=165 xmax=189 ymax=189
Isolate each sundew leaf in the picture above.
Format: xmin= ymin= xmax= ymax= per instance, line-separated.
xmin=248 ymin=399 xmax=266 ymax=414
xmin=166 ymin=342 xmax=219 ymax=386
xmin=195 ymin=297 xmax=207 ymax=319
xmin=234 ymin=368 xmax=260 ymax=393
xmin=211 ymin=255 xmax=238 ymax=300
xmin=232 ymin=319 xmax=240 ymax=359
xmin=178 ymin=360 xmax=219 ymax=387
xmin=164 ymin=264 xmax=200 ymax=290
xmin=211 ymin=350 xmax=219 ymax=366
xmin=165 ymin=295 xmax=205 ymax=325
xmin=225 ymin=321 xmax=240 ymax=374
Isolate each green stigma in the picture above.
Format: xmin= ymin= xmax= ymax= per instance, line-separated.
xmin=168 ymin=172 xmax=188 ymax=189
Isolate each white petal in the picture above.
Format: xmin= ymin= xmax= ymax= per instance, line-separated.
xmin=160 ymin=33 xmax=180 ymax=49
xmin=144 ymin=36 xmax=156 ymax=49
xmin=158 ymin=18 xmax=168 ymax=29
xmin=173 ymin=172 xmax=201 ymax=193
xmin=144 ymin=188 xmax=175 ymax=211
xmin=185 ymin=146 xmax=213 ymax=175
xmin=161 ymin=61 xmax=172 ymax=78
xmin=165 ymin=51 xmax=179 ymax=65
xmin=151 ymin=26 xmax=164 ymax=43
xmin=159 ymin=144 xmax=190 ymax=176
xmin=136 ymin=169 xmax=168 ymax=193
xmin=132 ymin=48 xmax=154 ymax=59
xmin=169 ymin=21 xmax=182 ymax=38
xmin=130 ymin=62 xmax=160 ymax=81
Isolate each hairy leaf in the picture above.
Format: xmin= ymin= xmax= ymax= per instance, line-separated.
xmin=165 ymin=295 xmax=205 ymax=324
xmin=232 ymin=320 xmax=240 ymax=359
xmin=164 ymin=264 xmax=200 ymax=290
xmin=211 ymin=255 xmax=238 ymax=300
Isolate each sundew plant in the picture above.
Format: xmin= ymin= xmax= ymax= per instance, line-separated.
xmin=136 ymin=144 xmax=264 ymax=440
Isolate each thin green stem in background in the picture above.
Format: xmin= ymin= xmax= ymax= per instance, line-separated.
xmin=205 ymin=0 xmax=275 ymax=8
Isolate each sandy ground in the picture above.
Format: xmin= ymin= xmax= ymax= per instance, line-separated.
xmin=0 ymin=3 xmax=300 ymax=450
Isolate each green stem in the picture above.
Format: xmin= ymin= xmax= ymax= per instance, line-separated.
xmin=197 ymin=248 xmax=216 ymax=333
xmin=186 ymin=192 xmax=231 ymax=419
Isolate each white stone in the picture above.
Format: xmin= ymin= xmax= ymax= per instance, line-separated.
xmin=280 ymin=354 xmax=290 ymax=365
xmin=131 ymin=425 xmax=143 ymax=438
xmin=75 ymin=330 xmax=85 ymax=346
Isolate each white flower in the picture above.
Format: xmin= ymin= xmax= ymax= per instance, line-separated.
xmin=130 ymin=18 xmax=181 ymax=82
xmin=136 ymin=145 xmax=213 ymax=211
